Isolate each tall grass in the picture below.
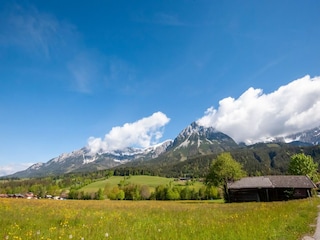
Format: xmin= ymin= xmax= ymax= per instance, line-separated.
xmin=0 ymin=198 xmax=319 ymax=240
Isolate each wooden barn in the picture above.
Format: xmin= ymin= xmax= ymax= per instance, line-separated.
xmin=227 ymin=175 xmax=316 ymax=202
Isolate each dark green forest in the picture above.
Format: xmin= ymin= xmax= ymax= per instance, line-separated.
xmin=116 ymin=143 xmax=320 ymax=178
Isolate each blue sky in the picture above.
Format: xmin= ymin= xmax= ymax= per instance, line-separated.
xmin=1 ymin=0 xmax=320 ymax=176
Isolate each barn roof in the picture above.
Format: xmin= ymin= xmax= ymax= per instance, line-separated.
xmin=228 ymin=175 xmax=316 ymax=189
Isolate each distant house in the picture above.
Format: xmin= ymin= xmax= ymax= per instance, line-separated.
xmin=227 ymin=175 xmax=316 ymax=202
xmin=25 ymin=192 xmax=35 ymax=199
xmin=10 ymin=193 xmax=24 ymax=198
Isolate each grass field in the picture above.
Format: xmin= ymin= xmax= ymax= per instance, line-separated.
xmin=0 ymin=197 xmax=319 ymax=240
xmin=80 ymin=175 xmax=203 ymax=193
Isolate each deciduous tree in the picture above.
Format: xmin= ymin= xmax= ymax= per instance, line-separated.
xmin=205 ymin=152 xmax=246 ymax=202
xmin=288 ymin=153 xmax=318 ymax=181
xmin=140 ymin=185 xmax=151 ymax=200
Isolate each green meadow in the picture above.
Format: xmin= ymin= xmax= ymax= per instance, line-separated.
xmin=1 ymin=198 xmax=319 ymax=240
xmin=80 ymin=175 xmax=203 ymax=193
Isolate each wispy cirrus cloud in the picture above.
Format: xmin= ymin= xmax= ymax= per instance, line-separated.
xmin=134 ymin=11 xmax=189 ymax=27
xmin=0 ymin=3 xmax=89 ymax=92
xmin=105 ymin=57 xmax=137 ymax=94
xmin=197 ymin=75 xmax=320 ymax=144
xmin=0 ymin=3 xmax=76 ymax=60
xmin=248 ymin=56 xmax=286 ymax=82
xmin=0 ymin=3 xmax=137 ymax=94
xmin=67 ymin=51 xmax=105 ymax=93
xmin=154 ymin=12 xmax=186 ymax=26
xmin=68 ymin=53 xmax=138 ymax=94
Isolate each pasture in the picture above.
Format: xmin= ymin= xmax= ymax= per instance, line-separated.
xmin=0 ymin=197 xmax=319 ymax=240
xmin=80 ymin=175 xmax=203 ymax=193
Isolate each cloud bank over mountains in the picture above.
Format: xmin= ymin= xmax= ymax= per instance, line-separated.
xmin=197 ymin=75 xmax=320 ymax=144
xmin=87 ymin=112 xmax=170 ymax=154
xmin=87 ymin=75 xmax=320 ymax=153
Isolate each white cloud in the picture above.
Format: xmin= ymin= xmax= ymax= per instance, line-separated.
xmin=197 ymin=75 xmax=320 ymax=144
xmin=87 ymin=112 xmax=170 ymax=153
xmin=0 ymin=163 xmax=34 ymax=177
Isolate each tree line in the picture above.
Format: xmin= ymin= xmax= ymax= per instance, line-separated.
xmin=0 ymin=170 xmax=114 ymax=198
xmin=103 ymin=178 xmax=221 ymax=201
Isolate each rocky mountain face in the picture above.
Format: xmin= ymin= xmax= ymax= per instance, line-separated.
xmin=284 ymin=126 xmax=320 ymax=145
xmin=270 ymin=126 xmax=320 ymax=147
xmin=9 ymin=140 xmax=173 ymax=178
xmin=165 ymin=122 xmax=239 ymax=160
xmin=7 ymin=122 xmax=320 ymax=178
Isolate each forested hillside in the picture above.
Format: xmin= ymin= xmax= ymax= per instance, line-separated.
xmin=115 ymin=143 xmax=320 ymax=177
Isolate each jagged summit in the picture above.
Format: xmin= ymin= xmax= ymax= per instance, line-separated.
xmin=171 ymin=121 xmax=238 ymax=150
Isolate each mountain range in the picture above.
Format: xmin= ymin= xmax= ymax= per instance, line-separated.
xmin=7 ymin=123 xmax=320 ymax=178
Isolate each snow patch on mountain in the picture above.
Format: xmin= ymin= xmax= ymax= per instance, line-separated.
xmin=283 ymin=126 xmax=320 ymax=145
xmin=266 ymin=126 xmax=320 ymax=145
xmin=29 ymin=162 xmax=44 ymax=170
xmin=142 ymin=140 xmax=173 ymax=158
xmin=82 ymin=154 xmax=97 ymax=164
